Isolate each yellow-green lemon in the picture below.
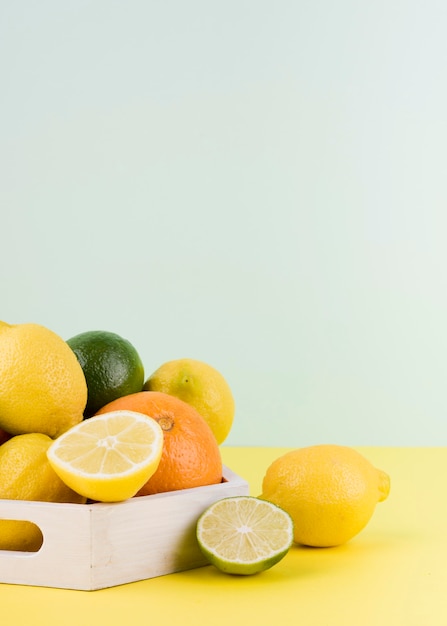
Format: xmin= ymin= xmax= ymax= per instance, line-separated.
xmin=144 ymin=358 xmax=235 ymax=444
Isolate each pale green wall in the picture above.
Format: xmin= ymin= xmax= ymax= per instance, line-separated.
xmin=2 ymin=1 xmax=446 ymax=446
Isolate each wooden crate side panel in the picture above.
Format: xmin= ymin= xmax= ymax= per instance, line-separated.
xmin=88 ymin=468 xmax=249 ymax=589
xmin=89 ymin=473 xmax=249 ymax=589
xmin=0 ymin=499 xmax=93 ymax=590
xmin=0 ymin=467 xmax=249 ymax=590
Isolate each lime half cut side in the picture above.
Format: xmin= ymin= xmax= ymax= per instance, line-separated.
xmin=196 ymin=496 xmax=294 ymax=575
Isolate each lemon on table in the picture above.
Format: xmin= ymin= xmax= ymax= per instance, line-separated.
xmin=144 ymin=358 xmax=235 ymax=444
xmin=196 ymin=496 xmax=294 ymax=575
xmin=0 ymin=433 xmax=86 ymax=552
xmin=47 ymin=410 xmax=164 ymax=502
xmin=260 ymin=444 xmax=390 ymax=547
xmin=0 ymin=321 xmax=87 ymax=438
xmin=67 ymin=330 xmax=145 ymax=417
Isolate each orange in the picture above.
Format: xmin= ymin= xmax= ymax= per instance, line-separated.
xmin=95 ymin=391 xmax=223 ymax=495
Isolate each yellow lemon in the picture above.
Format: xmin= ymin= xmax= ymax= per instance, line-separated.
xmin=260 ymin=444 xmax=390 ymax=547
xmin=0 ymin=433 xmax=86 ymax=552
xmin=47 ymin=410 xmax=164 ymax=502
xmin=144 ymin=358 xmax=235 ymax=444
xmin=0 ymin=321 xmax=87 ymax=438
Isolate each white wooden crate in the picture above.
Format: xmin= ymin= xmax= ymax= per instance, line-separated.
xmin=0 ymin=466 xmax=248 ymax=591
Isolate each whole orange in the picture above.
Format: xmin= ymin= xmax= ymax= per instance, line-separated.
xmin=95 ymin=391 xmax=223 ymax=495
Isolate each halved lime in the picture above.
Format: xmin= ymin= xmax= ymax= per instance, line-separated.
xmin=196 ymin=496 xmax=294 ymax=575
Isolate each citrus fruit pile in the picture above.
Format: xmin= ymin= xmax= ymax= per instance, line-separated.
xmin=0 ymin=320 xmax=233 ymax=551
xmin=0 ymin=318 xmax=391 ymax=579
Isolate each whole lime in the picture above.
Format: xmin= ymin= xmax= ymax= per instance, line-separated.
xmin=67 ymin=330 xmax=145 ymax=418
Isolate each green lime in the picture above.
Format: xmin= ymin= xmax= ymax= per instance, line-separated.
xmin=196 ymin=496 xmax=294 ymax=575
xmin=66 ymin=330 xmax=145 ymax=418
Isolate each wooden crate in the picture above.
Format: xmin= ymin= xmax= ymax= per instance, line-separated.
xmin=0 ymin=466 xmax=248 ymax=591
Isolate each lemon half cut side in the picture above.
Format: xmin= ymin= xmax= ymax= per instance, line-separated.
xmin=47 ymin=410 xmax=164 ymax=502
xmin=196 ymin=496 xmax=294 ymax=575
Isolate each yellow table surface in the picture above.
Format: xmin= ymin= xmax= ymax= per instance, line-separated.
xmin=1 ymin=447 xmax=445 ymax=626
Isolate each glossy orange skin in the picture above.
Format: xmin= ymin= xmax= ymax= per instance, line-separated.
xmin=95 ymin=391 xmax=222 ymax=495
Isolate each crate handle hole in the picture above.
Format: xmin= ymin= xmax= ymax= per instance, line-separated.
xmin=0 ymin=519 xmax=44 ymax=553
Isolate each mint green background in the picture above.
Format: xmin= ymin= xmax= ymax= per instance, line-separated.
xmin=1 ymin=2 xmax=446 ymax=446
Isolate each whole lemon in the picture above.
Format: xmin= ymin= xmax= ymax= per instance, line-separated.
xmin=0 ymin=433 xmax=86 ymax=551
xmin=66 ymin=330 xmax=145 ymax=417
xmin=0 ymin=321 xmax=87 ymax=438
xmin=143 ymin=358 xmax=235 ymax=444
xmin=260 ymin=444 xmax=390 ymax=547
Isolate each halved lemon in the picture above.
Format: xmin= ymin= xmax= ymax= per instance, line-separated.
xmin=47 ymin=410 xmax=164 ymax=502
xmin=196 ymin=496 xmax=294 ymax=575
